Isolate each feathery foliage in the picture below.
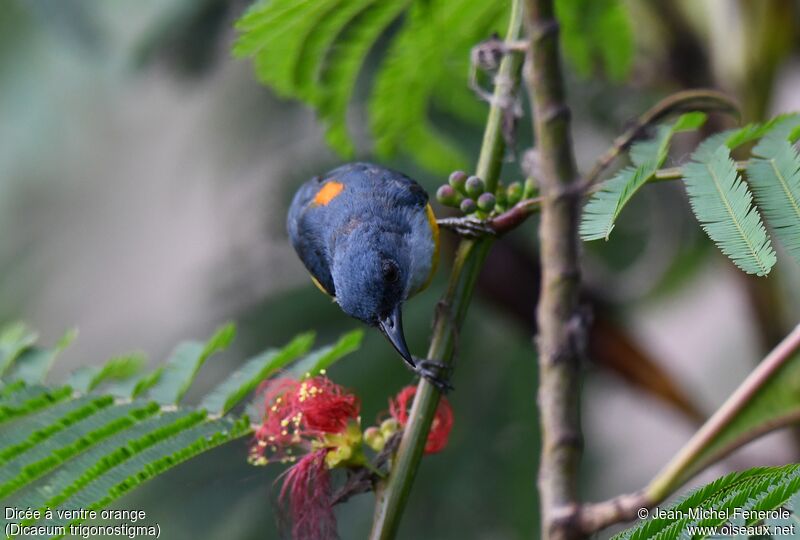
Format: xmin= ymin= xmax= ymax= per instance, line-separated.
xmin=580 ymin=112 xmax=707 ymax=241
xmin=0 ymin=322 xmax=362 ymax=538
xmin=581 ymin=108 xmax=800 ymax=276
xmin=615 ymin=465 xmax=800 ymax=540
xmin=683 ymin=144 xmax=776 ymax=276
xmin=747 ymin=132 xmax=800 ymax=263
xmin=234 ymin=0 xmax=632 ymax=172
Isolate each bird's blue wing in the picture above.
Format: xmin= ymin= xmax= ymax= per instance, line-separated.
xmin=287 ymin=176 xmax=337 ymax=296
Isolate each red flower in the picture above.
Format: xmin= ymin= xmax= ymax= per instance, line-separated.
xmin=250 ymin=376 xmax=361 ymax=540
xmin=250 ymin=376 xmax=360 ymax=465
xmin=389 ymin=386 xmax=454 ymax=454
xmin=279 ymin=449 xmax=337 ymax=540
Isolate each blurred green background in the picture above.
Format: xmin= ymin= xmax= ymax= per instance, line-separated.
xmin=2 ymin=0 xmax=800 ymax=538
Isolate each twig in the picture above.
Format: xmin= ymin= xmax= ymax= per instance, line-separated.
xmin=524 ymin=0 xmax=585 ymax=538
xmin=578 ymin=322 xmax=800 ymax=535
xmin=646 ymin=322 xmax=800 ymax=501
xmin=437 ymin=160 xmax=750 ymax=239
xmin=368 ymin=2 xmax=526 ymax=538
xmin=583 ymin=89 xmax=740 ymax=188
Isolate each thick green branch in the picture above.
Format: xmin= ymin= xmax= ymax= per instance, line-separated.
xmin=368 ymin=2 xmax=526 ymax=538
xmin=524 ymin=1 xmax=585 ymax=539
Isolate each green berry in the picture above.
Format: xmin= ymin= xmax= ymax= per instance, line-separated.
xmin=523 ymin=177 xmax=538 ymax=199
xmin=460 ymin=198 xmax=477 ymax=214
xmin=465 ymin=176 xmax=485 ymax=198
xmin=477 ymin=192 xmax=496 ymax=212
xmin=448 ymin=171 xmax=468 ymax=193
xmin=507 ymin=181 xmax=523 ymax=206
xmin=436 ymin=185 xmax=459 ymax=207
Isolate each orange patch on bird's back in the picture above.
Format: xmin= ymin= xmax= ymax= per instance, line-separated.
xmin=313 ymin=181 xmax=344 ymax=206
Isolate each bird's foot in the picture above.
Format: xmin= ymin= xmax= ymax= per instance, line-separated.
xmin=436 ymin=216 xmax=496 ymax=239
xmin=412 ymin=357 xmax=454 ymax=393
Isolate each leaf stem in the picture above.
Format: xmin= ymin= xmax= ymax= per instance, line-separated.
xmin=583 ymin=90 xmax=740 ymax=188
xmin=524 ymin=0 xmax=585 ymax=538
xmin=367 ymin=1 xmax=526 ymax=537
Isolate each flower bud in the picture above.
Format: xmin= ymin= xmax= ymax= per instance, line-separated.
xmin=324 ymin=444 xmax=353 ymax=468
xmin=448 ymin=171 xmax=468 ymax=193
xmin=460 ymin=198 xmax=477 ymax=214
xmin=465 ymin=176 xmax=485 ymax=198
xmin=380 ymin=418 xmax=400 ymax=437
xmin=507 ymin=181 xmax=523 ymax=206
xmin=477 ymin=192 xmax=496 ymax=212
xmin=364 ymin=427 xmax=385 ymax=451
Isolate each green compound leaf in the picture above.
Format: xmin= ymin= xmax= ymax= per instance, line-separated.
xmin=581 ymin=112 xmax=707 ymax=241
xmin=10 ymin=409 xmax=201 ymax=513
xmin=66 ymin=354 xmax=146 ymax=394
xmin=235 ymin=0 xmax=630 ymax=172
xmin=0 ymin=323 xmax=38 ymax=377
xmin=682 ymin=145 xmax=776 ymax=276
xmin=200 ymin=331 xmax=315 ymax=415
xmin=580 ymin=164 xmax=656 ymax=241
xmin=147 ymin=323 xmax=235 ymax=405
xmin=289 ymin=329 xmax=363 ymax=379
xmin=0 ymin=324 xmax=326 ymax=539
xmin=6 ymin=329 xmax=77 ymax=385
xmin=32 ymin=416 xmax=249 ymax=535
xmin=369 ymin=0 xmax=506 ymax=173
xmin=0 ymin=401 xmax=158 ymax=498
xmin=616 ymin=465 xmax=800 ymax=540
xmin=746 ymin=132 xmax=800 ymax=264
xmin=106 ymin=366 xmax=164 ymax=400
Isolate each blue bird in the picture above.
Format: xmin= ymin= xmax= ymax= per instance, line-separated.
xmin=287 ymin=163 xmax=450 ymax=389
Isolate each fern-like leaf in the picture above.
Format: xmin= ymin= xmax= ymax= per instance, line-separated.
xmin=580 ymin=164 xmax=656 ymax=241
xmin=369 ymin=0 xmax=506 ymax=172
xmin=0 ymin=325 xmax=361 ymax=538
xmin=147 ymin=323 xmax=235 ymax=405
xmin=746 ymin=134 xmax=800 ymax=263
xmin=199 ymin=331 xmax=315 ymax=415
xmin=615 ymin=465 xmax=800 ymax=540
xmin=0 ymin=324 xmax=37 ymax=377
xmin=66 ymin=354 xmax=146 ymax=393
xmin=235 ymin=0 xmax=629 ymax=172
xmin=289 ymin=328 xmax=363 ymax=379
xmin=682 ymin=145 xmax=776 ymax=276
xmin=580 ymin=112 xmax=707 ymax=241
xmin=6 ymin=329 xmax=77 ymax=385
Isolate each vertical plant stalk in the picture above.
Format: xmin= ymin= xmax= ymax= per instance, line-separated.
xmin=368 ymin=2 xmax=525 ymax=538
xmin=524 ymin=1 xmax=585 ymax=539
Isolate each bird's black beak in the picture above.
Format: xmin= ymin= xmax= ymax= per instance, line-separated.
xmin=378 ymin=304 xmax=415 ymax=369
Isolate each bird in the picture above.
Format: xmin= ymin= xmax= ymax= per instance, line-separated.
xmin=287 ymin=162 xmax=451 ymax=390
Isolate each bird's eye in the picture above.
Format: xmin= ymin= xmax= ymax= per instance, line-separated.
xmin=382 ymin=260 xmax=399 ymax=283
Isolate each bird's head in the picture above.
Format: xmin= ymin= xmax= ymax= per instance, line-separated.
xmin=331 ymin=228 xmax=415 ymax=368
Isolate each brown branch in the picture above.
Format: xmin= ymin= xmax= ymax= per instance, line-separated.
xmin=524 ymin=1 xmax=585 ymax=539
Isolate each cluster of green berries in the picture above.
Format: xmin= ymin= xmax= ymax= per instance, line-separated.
xmin=436 ymin=171 xmax=537 ymax=216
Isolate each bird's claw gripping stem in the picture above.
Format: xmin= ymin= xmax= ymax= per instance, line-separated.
xmin=412 ymin=357 xmax=454 ymax=393
xmin=436 ymin=217 xmax=496 ymax=239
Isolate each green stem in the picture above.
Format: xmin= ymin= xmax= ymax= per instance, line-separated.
xmin=524 ymin=0 xmax=585 ymax=539
xmin=367 ymin=2 xmax=525 ymax=538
